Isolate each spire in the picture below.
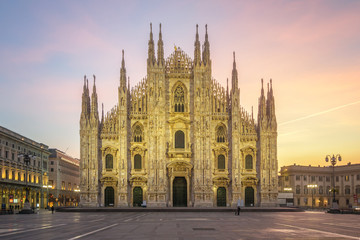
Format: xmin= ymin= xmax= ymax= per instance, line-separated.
xmin=194 ymin=24 xmax=201 ymax=66
xmin=231 ymin=51 xmax=238 ymax=90
xmin=81 ymin=75 xmax=90 ymax=119
xmin=148 ymin=22 xmax=155 ymax=66
xmin=157 ymin=23 xmax=164 ymax=66
xmin=258 ymin=78 xmax=267 ymax=123
xmin=268 ymin=79 xmax=276 ymax=127
xmin=202 ymin=24 xmax=210 ymax=66
xmin=91 ymin=74 xmax=99 ymax=121
xmin=101 ymin=103 xmax=104 ymax=124
xmin=86 ymin=78 xmax=90 ymax=114
xmin=120 ymin=50 xmax=127 ymax=90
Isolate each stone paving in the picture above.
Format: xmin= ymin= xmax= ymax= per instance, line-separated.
xmin=0 ymin=210 xmax=359 ymax=239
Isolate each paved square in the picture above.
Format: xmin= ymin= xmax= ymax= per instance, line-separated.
xmin=0 ymin=211 xmax=359 ymax=239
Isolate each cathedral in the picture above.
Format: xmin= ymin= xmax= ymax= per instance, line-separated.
xmin=79 ymin=24 xmax=278 ymax=208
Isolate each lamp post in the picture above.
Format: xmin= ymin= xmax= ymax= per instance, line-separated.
xmin=325 ymin=154 xmax=341 ymax=209
xmin=307 ymin=184 xmax=317 ymax=209
xmin=18 ymin=153 xmax=36 ymax=214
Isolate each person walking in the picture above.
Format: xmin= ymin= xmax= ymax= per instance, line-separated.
xmin=51 ymin=205 xmax=54 ymax=214
xmin=236 ymin=199 xmax=241 ymax=215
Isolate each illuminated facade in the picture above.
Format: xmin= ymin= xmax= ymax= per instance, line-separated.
xmin=279 ymin=164 xmax=360 ymax=208
xmin=48 ymin=149 xmax=80 ymax=207
xmin=79 ymin=24 xmax=278 ymax=208
xmin=0 ymin=126 xmax=50 ymax=210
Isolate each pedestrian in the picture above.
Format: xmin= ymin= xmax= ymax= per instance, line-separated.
xmin=51 ymin=205 xmax=54 ymax=214
xmin=236 ymin=199 xmax=241 ymax=215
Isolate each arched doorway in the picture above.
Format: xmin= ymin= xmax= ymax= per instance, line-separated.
xmin=217 ymin=187 xmax=226 ymax=207
xmin=245 ymin=187 xmax=254 ymax=207
xmin=173 ymin=177 xmax=187 ymax=207
xmin=104 ymin=187 xmax=114 ymax=207
xmin=133 ymin=187 xmax=143 ymax=207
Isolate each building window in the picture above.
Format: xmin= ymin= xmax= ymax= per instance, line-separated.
xmin=174 ymin=85 xmax=185 ymax=112
xmin=304 ymin=176 xmax=307 ymax=181
xmin=49 ymin=180 xmax=53 ymax=188
xmin=311 ymin=176 xmax=315 ymax=182
xmin=319 ymin=176 xmax=323 ymax=181
xmin=216 ymin=126 xmax=226 ymax=143
xmin=12 ymin=171 xmax=15 ymax=180
xmin=345 ymin=175 xmax=349 ymax=181
xmin=296 ymin=185 xmax=300 ymax=194
xmin=5 ymin=151 xmax=8 ymax=159
xmin=51 ymin=168 xmax=54 ymax=172
xmin=245 ymin=155 xmax=253 ymax=169
xmin=18 ymin=172 xmax=21 ymax=181
xmin=319 ymin=186 xmax=323 ymax=195
xmin=5 ymin=170 xmax=9 ymax=179
xmin=296 ymin=175 xmax=300 ymax=181
xmin=62 ymin=181 xmax=65 ymax=190
xmin=218 ymin=155 xmax=225 ymax=170
xmin=335 ymin=186 xmax=339 ymax=195
xmin=133 ymin=125 xmax=143 ymax=142
xmin=304 ymin=185 xmax=308 ymax=194
xmin=336 ymin=176 xmax=339 ymax=182
xmin=68 ymin=183 xmax=71 ymax=191
xmin=11 ymin=152 xmax=15 ymax=160
xmin=51 ymin=161 xmax=54 ymax=165
xmin=106 ymin=154 xmax=113 ymax=169
xmin=356 ymin=185 xmax=360 ymax=194
xmin=326 ymin=176 xmax=330 ymax=182
xmin=345 ymin=186 xmax=350 ymax=195
xmin=175 ymin=130 xmax=185 ymax=148
xmin=297 ymin=198 xmax=300 ymax=205
xmin=285 ymin=176 xmax=289 ymax=181
xmin=357 ymin=174 xmax=360 ymax=181
xmin=134 ymin=154 xmax=142 ymax=170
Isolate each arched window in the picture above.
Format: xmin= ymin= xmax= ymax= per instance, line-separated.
xmin=245 ymin=155 xmax=253 ymax=169
xmin=296 ymin=185 xmax=300 ymax=194
xmin=216 ymin=126 xmax=226 ymax=143
xmin=133 ymin=125 xmax=143 ymax=142
xmin=174 ymin=85 xmax=185 ymax=112
xmin=134 ymin=154 xmax=142 ymax=170
xmin=106 ymin=154 xmax=113 ymax=169
xmin=218 ymin=155 xmax=225 ymax=170
xmin=319 ymin=186 xmax=324 ymax=195
xmin=175 ymin=130 xmax=185 ymax=148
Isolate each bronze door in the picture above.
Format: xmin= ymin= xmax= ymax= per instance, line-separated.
xmin=105 ymin=187 xmax=114 ymax=207
xmin=133 ymin=187 xmax=143 ymax=207
xmin=217 ymin=187 xmax=226 ymax=207
xmin=173 ymin=177 xmax=187 ymax=207
xmin=245 ymin=187 xmax=254 ymax=207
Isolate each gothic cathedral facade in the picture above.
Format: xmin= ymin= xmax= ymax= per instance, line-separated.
xmin=79 ymin=24 xmax=278 ymax=208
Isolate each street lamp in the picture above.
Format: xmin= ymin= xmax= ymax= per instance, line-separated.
xmin=325 ymin=154 xmax=341 ymax=209
xmin=307 ymin=184 xmax=317 ymax=209
xmin=18 ymin=153 xmax=36 ymax=214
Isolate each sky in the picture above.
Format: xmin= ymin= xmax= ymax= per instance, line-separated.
xmin=0 ymin=0 xmax=359 ymax=169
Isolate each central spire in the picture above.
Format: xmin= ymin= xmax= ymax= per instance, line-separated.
xmin=231 ymin=51 xmax=238 ymax=90
xmin=120 ymin=49 xmax=127 ymax=90
xmin=157 ymin=23 xmax=164 ymax=66
xmin=202 ymin=24 xmax=210 ymax=66
xmin=194 ymin=24 xmax=201 ymax=66
xmin=148 ymin=23 xmax=156 ymax=66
